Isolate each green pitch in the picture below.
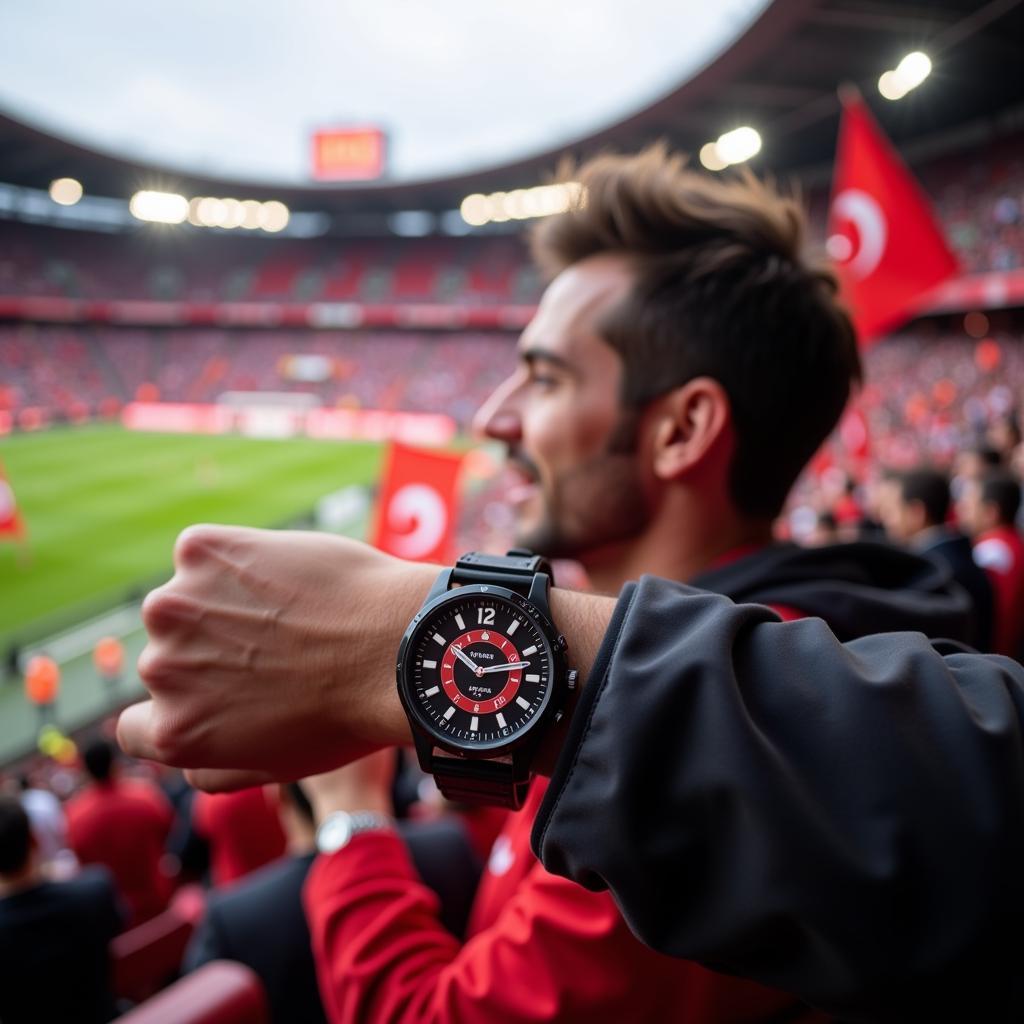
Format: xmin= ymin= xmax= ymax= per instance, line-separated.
xmin=0 ymin=424 xmax=384 ymax=764
xmin=0 ymin=424 xmax=384 ymax=652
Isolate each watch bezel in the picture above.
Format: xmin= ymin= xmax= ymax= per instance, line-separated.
xmin=396 ymin=582 xmax=567 ymax=759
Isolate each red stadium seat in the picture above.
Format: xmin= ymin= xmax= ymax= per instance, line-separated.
xmin=114 ymin=961 xmax=269 ymax=1024
xmin=111 ymin=902 xmax=198 ymax=1004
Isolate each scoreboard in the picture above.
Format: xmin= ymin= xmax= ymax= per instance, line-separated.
xmin=311 ymin=127 xmax=387 ymax=181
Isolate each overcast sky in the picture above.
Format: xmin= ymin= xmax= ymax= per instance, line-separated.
xmin=0 ymin=0 xmax=770 ymax=186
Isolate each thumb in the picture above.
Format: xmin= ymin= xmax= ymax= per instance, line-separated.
xmin=116 ymin=700 xmax=163 ymax=762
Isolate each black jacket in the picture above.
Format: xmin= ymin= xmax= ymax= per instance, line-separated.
xmin=533 ymin=572 xmax=1024 ymax=1023
xmin=0 ymin=867 xmax=122 ymax=1024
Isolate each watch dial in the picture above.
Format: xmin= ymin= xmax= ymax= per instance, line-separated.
xmin=406 ymin=593 xmax=553 ymax=747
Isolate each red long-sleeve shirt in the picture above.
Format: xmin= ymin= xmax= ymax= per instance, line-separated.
xmin=66 ymin=778 xmax=173 ymax=925
xmin=304 ymin=781 xmax=823 ymax=1024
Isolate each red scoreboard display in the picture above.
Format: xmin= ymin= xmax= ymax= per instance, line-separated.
xmin=311 ymin=127 xmax=387 ymax=181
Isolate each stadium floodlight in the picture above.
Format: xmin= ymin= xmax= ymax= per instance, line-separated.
xmin=241 ymin=199 xmax=263 ymax=230
xmin=699 ymin=142 xmax=728 ymax=172
xmin=879 ymin=51 xmax=932 ymax=100
xmin=715 ymin=127 xmax=762 ymax=165
xmin=896 ymin=51 xmax=932 ymax=88
xmin=258 ymin=200 xmax=290 ymax=233
xmin=459 ymin=182 xmax=584 ymax=227
xmin=49 ymin=177 xmax=83 ymax=206
xmin=129 ymin=190 xmax=188 ymax=224
xmin=878 ymin=70 xmax=909 ymax=101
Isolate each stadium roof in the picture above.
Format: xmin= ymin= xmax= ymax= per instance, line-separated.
xmin=0 ymin=0 xmax=1020 ymax=224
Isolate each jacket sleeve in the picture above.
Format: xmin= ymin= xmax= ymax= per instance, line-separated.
xmin=303 ymin=829 xmax=775 ymax=1024
xmin=532 ymin=575 xmax=1024 ymax=1023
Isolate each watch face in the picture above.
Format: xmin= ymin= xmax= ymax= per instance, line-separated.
xmin=399 ymin=586 xmax=559 ymax=753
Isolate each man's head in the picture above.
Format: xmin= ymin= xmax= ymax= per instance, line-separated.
xmin=474 ymin=146 xmax=860 ymax=566
xmin=881 ymin=468 xmax=951 ymax=544
xmin=82 ymin=737 xmax=117 ymax=783
xmin=0 ymin=795 xmax=32 ymax=878
xmin=957 ymin=472 xmax=1022 ymax=537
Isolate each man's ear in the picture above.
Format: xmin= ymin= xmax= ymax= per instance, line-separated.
xmin=650 ymin=377 xmax=732 ymax=482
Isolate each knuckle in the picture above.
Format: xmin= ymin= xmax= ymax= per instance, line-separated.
xmin=142 ymin=588 xmax=200 ymax=635
xmin=174 ymin=524 xmax=221 ymax=568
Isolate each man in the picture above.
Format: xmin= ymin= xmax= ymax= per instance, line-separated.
xmin=0 ymin=795 xmax=123 ymax=1023
xmin=125 ymin=148 xmax=972 ymax=1022
xmin=301 ymin=149 xmax=973 ymax=1022
xmin=956 ymin=471 xmax=1024 ymax=656
xmin=66 ymin=737 xmax=174 ymax=924
xmin=878 ymin=466 xmax=994 ymax=650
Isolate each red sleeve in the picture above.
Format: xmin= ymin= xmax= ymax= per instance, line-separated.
xmin=303 ymin=832 xmax=812 ymax=1024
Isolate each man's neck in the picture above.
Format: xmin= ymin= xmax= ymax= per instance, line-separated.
xmin=582 ymin=501 xmax=774 ymax=594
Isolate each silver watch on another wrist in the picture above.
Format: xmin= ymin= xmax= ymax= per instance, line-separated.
xmin=315 ymin=810 xmax=394 ymax=854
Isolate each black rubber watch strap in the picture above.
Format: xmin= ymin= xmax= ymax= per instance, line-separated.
xmin=432 ymin=755 xmax=531 ymax=809
xmin=450 ymin=549 xmax=553 ymax=595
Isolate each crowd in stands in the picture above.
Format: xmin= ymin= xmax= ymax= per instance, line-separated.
xmin=0 ymin=139 xmax=1021 ymax=312
xmin=0 ymin=327 xmax=517 ymax=429
xmin=0 ymin=726 xmax=503 ymax=1023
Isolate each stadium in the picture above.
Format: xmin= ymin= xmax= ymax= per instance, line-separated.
xmin=1 ymin=0 xmax=1024 ymax=1020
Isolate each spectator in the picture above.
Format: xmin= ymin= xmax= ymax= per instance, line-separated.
xmin=957 ymin=471 xmax=1024 ymax=656
xmin=0 ymin=795 xmax=122 ymax=1024
xmin=879 ymin=467 xmax=995 ymax=650
xmin=66 ymin=737 xmax=173 ymax=924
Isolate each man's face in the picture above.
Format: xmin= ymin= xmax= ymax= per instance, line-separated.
xmin=955 ymin=479 xmax=986 ymax=537
xmin=473 ymin=255 xmax=652 ymax=560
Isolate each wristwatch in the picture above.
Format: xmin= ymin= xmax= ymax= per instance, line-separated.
xmin=315 ymin=810 xmax=394 ymax=854
xmin=396 ymin=550 xmax=577 ymax=809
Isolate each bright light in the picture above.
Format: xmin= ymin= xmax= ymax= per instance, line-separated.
xmin=699 ymin=142 xmax=728 ymax=172
xmin=459 ymin=182 xmax=584 ymax=226
xmin=241 ymin=199 xmax=263 ymax=230
xmin=896 ymin=51 xmax=932 ymax=88
xmin=129 ymin=190 xmax=188 ymax=224
xmin=460 ymin=193 xmax=490 ymax=226
xmin=716 ymin=126 xmax=761 ymax=165
xmin=49 ymin=177 xmax=83 ymax=206
xmin=879 ymin=51 xmax=932 ymax=100
xmin=259 ymin=200 xmax=290 ymax=233
xmin=878 ymin=70 xmax=909 ymax=101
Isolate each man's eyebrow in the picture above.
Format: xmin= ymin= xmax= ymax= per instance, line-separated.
xmin=518 ymin=346 xmax=575 ymax=372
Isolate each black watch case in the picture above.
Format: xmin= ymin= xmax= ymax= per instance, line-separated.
xmin=396 ymin=576 xmax=569 ymax=769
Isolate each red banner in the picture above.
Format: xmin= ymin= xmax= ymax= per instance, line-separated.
xmin=371 ymin=442 xmax=465 ymax=563
xmin=828 ymin=91 xmax=958 ymax=345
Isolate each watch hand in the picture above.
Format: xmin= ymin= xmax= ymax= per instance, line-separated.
xmin=481 ymin=661 xmax=531 ymax=674
xmin=451 ymin=645 xmax=484 ymax=676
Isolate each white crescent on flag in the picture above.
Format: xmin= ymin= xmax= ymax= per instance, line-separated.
xmin=386 ymin=483 xmax=448 ymax=560
xmin=831 ymin=188 xmax=888 ymax=280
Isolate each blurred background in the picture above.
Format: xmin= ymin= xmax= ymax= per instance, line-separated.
xmin=0 ymin=0 xmax=1022 ymax=765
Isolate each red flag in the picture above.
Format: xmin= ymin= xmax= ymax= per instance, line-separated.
xmin=371 ymin=441 xmax=465 ymax=563
xmin=0 ymin=460 xmax=25 ymax=542
xmin=827 ymin=90 xmax=958 ymax=345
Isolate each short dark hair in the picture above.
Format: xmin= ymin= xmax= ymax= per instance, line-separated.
xmin=83 ymin=737 xmax=117 ymax=782
xmin=981 ymin=472 xmax=1022 ymax=525
xmin=969 ymin=445 xmax=1003 ymax=470
xmin=0 ymin=795 xmax=32 ymax=875
xmin=531 ymin=145 xmax=862 ymax=519
xmin=899 ymin=468 xmax=951 ymax=527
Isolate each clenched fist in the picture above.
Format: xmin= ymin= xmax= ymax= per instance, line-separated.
xmin=118 ymin=525 xmax=435 ymax=786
